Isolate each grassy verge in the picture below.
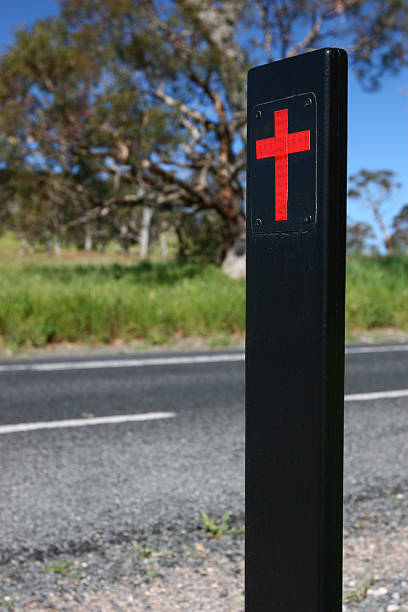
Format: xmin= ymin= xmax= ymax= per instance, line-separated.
xmin=0 ymin=253 xmax=407 ymax=351
xmin=0 ymin=259 xmax=245 ymax=349
xmin=346 ymin=255 xmax=408 ymax=332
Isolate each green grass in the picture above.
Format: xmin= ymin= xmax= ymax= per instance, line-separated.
xmin=0 ymin=249 xmax=407 ymax=350
xmin=346 ymin=255 xmax=408 ymax=331
xmin=41 ymin=560 xmax=80 ymax=578
xmin=343 ymin=573 xmax=375 ymax=603
xmin=0 ymin=259 xmax=245 ymax=349
xmin=200 ymin=509 xmax=244 ymax=538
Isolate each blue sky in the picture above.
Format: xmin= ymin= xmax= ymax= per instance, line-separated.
xmin=1 ymin=1 xmax=407 ymax=247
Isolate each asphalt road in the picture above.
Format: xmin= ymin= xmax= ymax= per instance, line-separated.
xmin=0 ymin=345 xmax=407 ymax=563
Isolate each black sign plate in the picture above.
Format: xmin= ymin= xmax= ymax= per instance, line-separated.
xmin=250 ymin=92 xmax=316 ymax=234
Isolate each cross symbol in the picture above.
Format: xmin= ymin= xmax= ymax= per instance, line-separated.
xmin=256 ymin=109 xmax=310 ymax=221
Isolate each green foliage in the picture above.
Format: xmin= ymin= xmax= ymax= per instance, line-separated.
xmin=344 ymin=574 xmax=375 ymax=603
xmin=41 ymin=560 xmax=80 ymax=578
xmin=176 ymin=210 xmax=224 ymax=264
xmin=133 ymin=537 xmax=154 ymax=558
xmin=0 ymin=0 xmax=406 ymax=260
xmin=200 ymin=509 xmax=231 ymax=538
xmin=200 ymin=508 xmax=244 ymax=538
xmin=348 ymin=170 xmax=401 ymax=253
xmin=0 ymin=255 xmax=407 ymax=351
xmin=346 ymin=255 xmax=408 ymax=330
xmin=391 ymin=204 xmax=408 ymax=252
xmin=0 ymin=260 xmax=245 ymax=349
xmin=347 ymin=221 xmax=375 ymax=255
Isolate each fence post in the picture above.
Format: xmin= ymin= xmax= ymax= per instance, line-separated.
xmin=245 ymin=48 xmax=348 ymax=611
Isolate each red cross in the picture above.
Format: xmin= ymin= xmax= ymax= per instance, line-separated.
xmin=256 ymin=109 xmax=310 ymax=221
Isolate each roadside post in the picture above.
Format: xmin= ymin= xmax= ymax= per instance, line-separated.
xmin=245 ymin=49 xmax=348 ymax=611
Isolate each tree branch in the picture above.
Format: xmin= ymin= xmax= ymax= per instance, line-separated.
xmin=287 ymin=16 xmax=324 ymax=57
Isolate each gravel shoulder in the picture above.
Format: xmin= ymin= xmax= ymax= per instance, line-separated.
xmin=343 ymin=492 xmax=408 ymax=611
xmin=0 ymin=519 xmax=245 ymax=611
xmin=1 ymin=491 xmax=407 ymax=611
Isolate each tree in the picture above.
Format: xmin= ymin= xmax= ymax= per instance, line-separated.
xmin=176 ymin=209 xmax=225 ymax=262
xmin=391 ymin=204 xmax=408 ymax=252
xmin=0 ymin=1 xmax=407 ymax=262
xmin=0 ymin=19 xmax=112 ymax=249
xmin=348 ymin=169 xmax=401 ymax=254
xmin=346 ymin=220 xmax=375 ymax=254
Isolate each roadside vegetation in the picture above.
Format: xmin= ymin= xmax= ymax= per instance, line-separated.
xmin=0 ymin=241 xmax=407 ymax=351
xmin=346 ymin=255 xmax=408 ymax=333
xmin=0 ymin=254 xmax=245 ymax=350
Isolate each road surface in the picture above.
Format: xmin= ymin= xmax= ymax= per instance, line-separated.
xmin=0 ymin=345 xmax=407 ymax=563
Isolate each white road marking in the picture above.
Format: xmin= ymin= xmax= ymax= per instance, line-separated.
xmin=0 ymin=412 xmax=176 ymax=435
xmin=346 ymin=344 xmax=408 ymax=354
xmin=1 ymin=344 xmax=408 ymax=374
xmin=345 ymin=389 xmax=408 ymax=401
xmin=0 ymin=353 xmax=245 ymax=373
xmin=1 ymin=388 xmax=406 ymax=434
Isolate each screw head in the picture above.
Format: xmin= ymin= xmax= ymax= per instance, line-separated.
xmin=304 ymin=98 xmax=312 ymax=110
xmin=304 ymin=215 xmax=312 ymax=223
xmin=255 ymin=218 xmax=262 ymax=229
xmin=255 ymin=110 xmax=262 ymax=120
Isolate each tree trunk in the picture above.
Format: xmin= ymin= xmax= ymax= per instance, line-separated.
xmin=373 ymin=206 xmax=393 ymax=254
xmin=19 ymin=238 xmax=34 ymax=255
xmin=221 ymin=212 xmax=246 ymax=279
xmin=84 ymin=226 xmax=93 ymax=252
xmin=140 ymin=206 xmax=153 ymax=259
xmin=176 ymin=223 xmax=188 ymax=259
xmin=54 ymin=237 xmax=62 ymax=255
xmin=47 ymin=236 xmax=62 ymax=255
xmin=120 ymin=225 xmax=129 ymax=255
xmin=160 ymin=231 xmax=168 ymax=259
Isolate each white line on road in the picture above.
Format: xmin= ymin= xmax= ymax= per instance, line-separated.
xmin=1 ymin=389 xmax=406 ymax=435
xmin=0 ymin=344 xmax=407 ymax=373
xmin=0 ymin=353 xmax=245 ymax=373
xmin=0 ymin=342 xmax=405 ymax=435
xmin=346 ymin=344 xmax=408 ymax=354
xmin=0 ymin=412 xmax=176 ymax=435
xmin=345 ymin=389 xmax=408 ymax=401
xmin=0 ymin=344 xmax=408 ymax=373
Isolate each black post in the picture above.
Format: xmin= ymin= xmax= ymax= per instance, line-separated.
xmin=245 ymin=48 xmax=348 ymax=611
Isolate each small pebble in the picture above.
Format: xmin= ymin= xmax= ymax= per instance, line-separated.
xmin=367 ymin=586 xmax=388 ymax=599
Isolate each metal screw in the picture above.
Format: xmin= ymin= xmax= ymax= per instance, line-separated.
xmin=255 ymin=218 xmax=262 ymax=229
xmin=255 ymin=110 xmax=262 ymax=120
xmin=304 ymin=98 xmax=312 ymax=110
xmin=304 ymin=215 xmax=312 ymax=223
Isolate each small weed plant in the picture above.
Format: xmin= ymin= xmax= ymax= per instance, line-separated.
xmin=134 ymin=537 xmax=154 ymax=558
xmin=200 ymin=509 xmax=243 ymax=538
xmin=132 ymin=537 xmax=169 ymax=559
xmin=41 ymin=560 xmax=80 ymax=579
xmin=344 ymin=574 xmax=375 ymax=603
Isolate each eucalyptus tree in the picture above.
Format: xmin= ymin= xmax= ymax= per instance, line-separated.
xmin=0 ymin=0 xmax=407 ymax=259
xmin=348 ymin=169 xmax=402 ymax=254
xmin=346 ymin=220 xmax=375 ymax=254
xmin=391 ymin=204 xmax=408 ymax=252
